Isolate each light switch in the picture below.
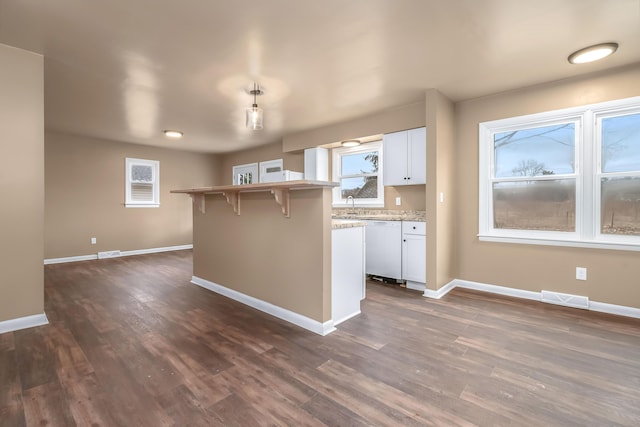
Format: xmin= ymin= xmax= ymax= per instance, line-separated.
xmin=395 ymin=197 xmax=401 ymax=206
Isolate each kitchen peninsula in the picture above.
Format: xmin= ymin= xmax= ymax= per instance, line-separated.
xmin=171 ymin=180 xmax=365 ymax=335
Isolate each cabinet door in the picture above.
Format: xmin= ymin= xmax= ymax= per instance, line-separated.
xmin=383 ymin=130 xmax=409 ymax=186
xmin=402 ymin=234 xmax=426 ymax=283
xmin=407 ymin=127 xmax=426 ymax=185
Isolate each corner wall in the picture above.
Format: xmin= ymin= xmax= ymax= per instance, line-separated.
xmin=455 ymin=64 xmax=640 ymax=308
xmin=0 ymin=44 xmax=44 ymax=322
xmin=425 ymin=89 xmax=457 ymax=291
xmin=45 ymin=131 xmax=219 ymax=259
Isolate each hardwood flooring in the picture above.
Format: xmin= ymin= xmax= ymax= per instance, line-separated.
xmin=1 ymin=250 xmax=639 ymax=426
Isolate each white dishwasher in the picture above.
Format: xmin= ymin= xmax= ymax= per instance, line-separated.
xmin=365 ymin=220 xmax=402 ymax=280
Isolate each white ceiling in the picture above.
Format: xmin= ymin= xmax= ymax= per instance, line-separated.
xmin=1 ymin=0 xmax=639 ymax=153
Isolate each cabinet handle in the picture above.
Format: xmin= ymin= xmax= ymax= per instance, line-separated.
xmin=412 ymin=226 xmax=416 ymax=229
xmin=403 ymin=239 xmax=406 ymax=242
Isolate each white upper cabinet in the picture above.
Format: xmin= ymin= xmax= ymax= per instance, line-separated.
xmin=383 ymin=127 xmax=426 ymax=186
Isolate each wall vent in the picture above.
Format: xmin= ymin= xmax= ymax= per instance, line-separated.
xmin=541 ymin=290 xmax=589 ymax=309
xmin=98 ymin=250 xmax=121 ymax=259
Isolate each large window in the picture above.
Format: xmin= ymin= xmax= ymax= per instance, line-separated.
xmin=479 ymin=96 xmax=640 ymax=250
xmin=332 ymin=141 xmax=383 ymax=207
xmin=125 ymin=157 xmax=160 ymax=208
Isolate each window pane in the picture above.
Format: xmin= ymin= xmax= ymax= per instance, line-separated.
xmin=494 ymin=123 xmax=575 ymax=178
xmin=493 ymin=179 xmax=576 ymax=232
xmin=341 ymin=151 xmax=378 ymax=176
xmin=341 ymin=177 xmax=378 ymax=199
xmin=601 ymin=177 xmax=640 ymax=236
xmin=601 ymin=113 xmax=640 ymax=173
xmin=132 ymin=164 xmax=153 ymax=182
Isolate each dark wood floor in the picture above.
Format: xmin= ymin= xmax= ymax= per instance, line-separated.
xmin=1 ymin=250 xmax=639 ymax=426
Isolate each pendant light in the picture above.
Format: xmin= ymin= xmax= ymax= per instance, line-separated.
xmin=246 ymin=83 xmax=264 ymax=130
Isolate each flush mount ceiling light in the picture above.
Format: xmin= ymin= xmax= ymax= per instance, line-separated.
xmin=246 ymin=82 xmax=264 ymax=130
xmin=163 ymin=130 xmax=183 ymax=138
xmin=568 ymin=42 xmax=618 ymax=64
xmin=341 ymin=139 xmax=361 ymax=147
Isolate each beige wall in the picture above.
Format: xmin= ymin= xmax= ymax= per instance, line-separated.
xmin=0 ymin=44 xmax=44 ymax=322
xmin=383 ymin=185 xmax=426 ymax=211
xmin=45 ymin=131 xmax=219 ymax=259
xmin=455 ymin=64 xmax=640 ymax=308
xmin=193 ymin=188 xmax=332 ymax=322
xmin=426 ymin=89 xmax=457 ymax=290
xmin=283 ymin=101 xmax=426 ymax=152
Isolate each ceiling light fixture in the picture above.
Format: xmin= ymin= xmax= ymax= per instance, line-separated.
xmin=246 ymin=82 xmax=264 ymax=130
xmin=568 ymin=42 xmax=618 ymax=64
xmin=341 ymin=139 xmax=361 ymax=147
xmin=163 ymin=130 xmax=183 ymax=138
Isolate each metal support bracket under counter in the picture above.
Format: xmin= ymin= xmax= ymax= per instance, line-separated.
xmin=171 ymin=180 xmax=338 ymax=217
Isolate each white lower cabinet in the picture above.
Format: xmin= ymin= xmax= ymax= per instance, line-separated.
xmin=402 ymin=221 xmax=426 ymax=290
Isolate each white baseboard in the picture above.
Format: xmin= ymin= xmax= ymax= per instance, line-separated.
xmin=589 ymin=301 xmax=640 ymax=319
xmin=44 ymin=244 xmax=193 ymax=265
xmin=0 ymin=313 xmax=49 ymax=334
xmin=424 ymin=278 xmax=640 ymax=320
xmin=333 ymin=310 xmax=361 ymax=327
xmin=44 ymin=254 xmax=98 ymax=265
xmin=454 ymin=279 xmax=541 ymax=302
xmin=121 ymin=244 xmax=193 ymax=257
xmin=423 ymin=280 xmax=457 ymax=299
xmin=191 ymin=276 xmax=336 ymax=336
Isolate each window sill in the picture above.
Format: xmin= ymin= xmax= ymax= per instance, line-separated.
xmin=478 ymin=234 xmax=640 ymax=252
xmin=125 ymin=203 xmax=160 ymax=208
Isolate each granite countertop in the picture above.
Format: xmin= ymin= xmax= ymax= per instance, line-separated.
xmin=332 ymin=209 xmax=426 ymax=222
xmin=332 ymin=219 xmax=367 ymax=229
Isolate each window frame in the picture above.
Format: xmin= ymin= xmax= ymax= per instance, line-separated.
xmin=332 ymin=141 xmax=384 ymax=208
xmin=125 ymin=157 xmax=160 ymax=208
xmin=479 ymin=96 xmax=640 ymax=251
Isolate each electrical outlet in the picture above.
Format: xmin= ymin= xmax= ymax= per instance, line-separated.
xmin=91 ymin=237 xmax=97 ymax=245
xmin=395 ymin=197 xmax=401 ymax=206
xmin=440 ymin=192 xmax=444 ymax=203
xmin=576 ymin=267 xmax=587 ymax=281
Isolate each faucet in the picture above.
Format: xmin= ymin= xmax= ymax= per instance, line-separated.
xmin=347 ymin=195 xmax=356 ymax=214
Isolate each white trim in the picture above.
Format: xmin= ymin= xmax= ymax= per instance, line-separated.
xmin=120 ymin=244 xmax=193 ymax=257
xmin=44 ymin=254 xmax=98 ymax=265
xmin=0 ymin=313 xmax=48 ymax=334
xmin=478 ymin=235 xmax=640 ymax=252
xmin=422 ymin=280 xmax=456 ymax=299
xmin=125 ymin=203 xmax=160 ymax=208
xmin=332 ymin=310 xmax=362 ymax=327
xmin=44 ymin=244 xmax=193 ymax=265
xmin=424 ymin=278 xmax=640 ymax=319
xmin=454 ymin=279 xmax=541 ymax=301
xmin=590 ymin=301 xmax=640 ymax=319
xmin=191 ymin=276 xmax=336 ymax=336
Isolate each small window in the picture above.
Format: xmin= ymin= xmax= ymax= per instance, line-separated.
xmin=332 ymin=141 xmax=384 ymax=207
xmin=125 ymin=158 xmax=159 ymax=208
